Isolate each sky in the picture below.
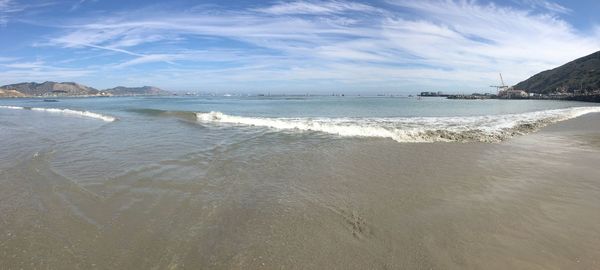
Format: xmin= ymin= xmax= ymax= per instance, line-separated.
xmin=0 ymin=0 xmax=599 ymax=94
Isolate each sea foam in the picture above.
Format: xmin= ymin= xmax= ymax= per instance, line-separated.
xmin=0 ymin=105 xmax=117 ymax=122
xmin=196 ymin=107 xmax=600 ymax=143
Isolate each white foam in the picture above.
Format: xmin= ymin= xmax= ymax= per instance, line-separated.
xmin=196 ymin=107 xmax=600 ymax=143
xmin=0 ymin=105 xmax=23 ymax=110
xmin=0 ymin=105 xmax=117 ymax=122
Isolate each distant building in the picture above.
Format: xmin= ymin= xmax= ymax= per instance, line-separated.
xmin=498 ymin=88 xmax=528 ymax=99
xmin=419 ymin=91 xmax=448 ymax=97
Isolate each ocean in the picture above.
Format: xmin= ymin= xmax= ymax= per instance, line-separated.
xmin=1 ymin=96 xmax=599 ymax=144
xmin=1 ymin=96 xmax=600 ymax=269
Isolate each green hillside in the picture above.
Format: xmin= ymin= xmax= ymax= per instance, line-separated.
xmin=514 ymin=51 xmax=600 ymax=94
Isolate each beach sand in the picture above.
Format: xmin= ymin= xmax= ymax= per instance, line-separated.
xmin=1 ymin=114 xmax=599 ymax=269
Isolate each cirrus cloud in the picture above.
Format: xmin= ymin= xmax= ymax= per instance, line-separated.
xmin=5 ymin=0 xmax=600 ymax=92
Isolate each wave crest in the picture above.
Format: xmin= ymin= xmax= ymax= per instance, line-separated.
xmin=196 ymin=107 xmax=600 ymax=143
xmin=0 ymin=105 xmax=117 ymax=122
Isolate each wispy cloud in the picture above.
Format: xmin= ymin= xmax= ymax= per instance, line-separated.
xmin=3 ymin=60 xmax=46 ymax=69
xmin=384 ymin=0 xmax=597 ymax=76
xmin=0 ymin=61 xmax=92 ymax=83
xmin=114 ymin=54 xmax=176 ymax=68
xmin=0 ymin=0 xmax=56 ymax=25
xmin=0 ymin=0 xmax=20 ymax=25
xmin=0 ymin=56 xmax=17 ymax=62
xmin=516 ymin=0 xmax=571 ymax=14
xmin=70 ymin=0 xmax=94 ymax=11
xmin=8 ymin=0 xmax=600 ymax=91
xmin=253 ymin=0 xmax=382 ymax=15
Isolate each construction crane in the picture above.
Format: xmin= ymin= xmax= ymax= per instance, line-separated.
xmin=490 ymin=73 xmax=509 ymax=94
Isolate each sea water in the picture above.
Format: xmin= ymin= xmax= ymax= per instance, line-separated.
xmin=1 ymin=96 xmax=598 ymax=143
xmin=1 ymin=96 xmax=600 ymax=269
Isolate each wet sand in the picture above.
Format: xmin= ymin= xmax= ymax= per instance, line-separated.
xmin=1 ymin=114 xmax=600 ymax=269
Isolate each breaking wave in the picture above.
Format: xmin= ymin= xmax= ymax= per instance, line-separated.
xmin=0 ymin=105 xmax=117 ymax=122
xmin=196 ymin=107 xmax=600 ymax=143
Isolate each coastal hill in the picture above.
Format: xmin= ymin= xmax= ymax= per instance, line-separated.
xmin=103 ymin=86 xmax=170 ymax=96
xmin=0 ymin=81 xmax=99 ymax=96
xmin=514 ymin=51 xmax=600 ymax=94
xmin=0 ymin=82 xmax=170 ymax=97
xmin=0 ymin=89 xmax=27 ymax=98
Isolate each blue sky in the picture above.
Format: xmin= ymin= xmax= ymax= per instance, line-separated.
xmin=1 ymin=0 xmax=599 ymax=93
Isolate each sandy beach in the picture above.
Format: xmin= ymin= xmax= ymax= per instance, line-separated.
xmin=0 ymin=110 xmax=598 ymax=269
xmin=2 ymin=0 xmax=600 ymax=268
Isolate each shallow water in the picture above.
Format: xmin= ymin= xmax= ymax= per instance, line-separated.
xmin=1 ymin=97 xmax=599 ymax=269
xmin=1 ymin=96 xmax=598 ymax=144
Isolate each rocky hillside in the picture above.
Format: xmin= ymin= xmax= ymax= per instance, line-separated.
xmin=0 ymin=82 xmax=172 ymax=97
xmin=514 ymin=51 xmax=600 ymax=94
xmin=102 ymin=86 xmax=170 ymax=96
xmin=0 ymin=81 xmax=98 ymax=96
xmin=0 ymin=89 xmax=27 ymax=98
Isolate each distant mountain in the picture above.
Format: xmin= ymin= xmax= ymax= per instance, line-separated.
xmin=0 ymin=89 xmax=26 ymax=98
xmin=0 ymin=81 xmax=98 ymax=96
xmin=102 ymin=86 xmax=170 ymax=96
xmin=514 ymin=51 xmax=600 ymax=94
xmin=0 ymin=82 xmax=172 ymax=97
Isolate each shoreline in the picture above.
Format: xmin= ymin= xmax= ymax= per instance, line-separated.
xmin=424 ymin=95 xmax=600 ymax=103
xmin=0 ymin=102 xmax=599 ymax=269
xmin=2 ymin=93 xmax=600 ymax=102
xmin=0 ymin=94 xmax=173 ymax=99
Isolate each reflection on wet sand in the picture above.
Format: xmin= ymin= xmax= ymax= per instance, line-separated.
xmin=1 ymin=114 xmax=600 ymax=269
